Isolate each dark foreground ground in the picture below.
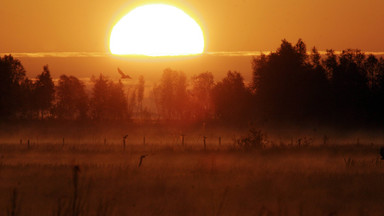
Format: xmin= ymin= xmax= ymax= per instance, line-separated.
xmin=0 ymin=135 xmax=383 ymax=216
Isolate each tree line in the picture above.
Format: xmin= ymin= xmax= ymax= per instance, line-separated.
xmin=1 ymin=39 xmax=384 ymax=127
xmin=0 ymin=55 xmax=144 ymax=121
xmin=252 ymin=39 xmax=384 ymax=126
xmin=153 ymin=39 xmax=384 ymax=127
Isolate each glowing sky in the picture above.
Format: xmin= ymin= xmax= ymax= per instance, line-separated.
xmin=1 ymin=0 xmax=384 ymax=53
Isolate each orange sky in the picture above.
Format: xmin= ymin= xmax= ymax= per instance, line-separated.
xmin=1 ymin=0 xmax=384 ymax=81
xmin=1 ymin=0 xmax=384 ymax=53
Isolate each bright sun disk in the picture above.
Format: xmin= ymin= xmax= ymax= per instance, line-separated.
xmin=110 ymin=4 xmax=205 ymax=56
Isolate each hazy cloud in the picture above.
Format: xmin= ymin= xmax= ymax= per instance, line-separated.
xmin=1 ymin=51 xmax=384 ymax=58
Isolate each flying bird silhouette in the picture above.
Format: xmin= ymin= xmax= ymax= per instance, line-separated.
xmin=118 ymin=68 xmax=132 ymax=79
xmin=138 ymin=154 xmax=149 ymax=167
xmin=380 ymin=146 xmax=384 ymax=160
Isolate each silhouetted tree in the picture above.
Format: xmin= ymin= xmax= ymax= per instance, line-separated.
xmin=109 ymin=79 xmax=128 ymax=120
xmin=325 ymin=49 xmax=370 ymax=123
xmin=127 ymin=86 xmax=137 ymax=119
xmin=370 ymin=56 xmax=384 ymax=121
xmin=153 ymin=68 xmax=188 ymax=120
xmin=190 ymin=72 xmax=215 ymax=121
xmin=90 ymin=74 xmax=128 ymax=120
xmin=377 ymin=57 xmax=384 ymax=93
xmin=307 ymin=47 xmax=331 ymax=120
xmin=252 ymin=39 xmax=330 ymax=122
xmin=212 ymin=71 xmax=252 ymax=123
xmin=91 ymin=74 xmax=108 ymax=120
xmin=310 ymin=47 xmax=322 ymax=72
xmin=364 ymin=54 xmax=380 ymax=90
xmin=19 ymin=78 xmax=36 ymax=119
xmin=34 ymin=65 xmax=55 ymax=119
xmin=55 ymin=75 xmax=88 ymax=120
xmin=137 ymin=75 xmax=145 ymax=118
xmin=0 ymin=55 xmax=27 ymax=120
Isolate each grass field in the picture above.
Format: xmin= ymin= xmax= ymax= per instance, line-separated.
xmin=1 ymin=126 xmax=384 ymax=216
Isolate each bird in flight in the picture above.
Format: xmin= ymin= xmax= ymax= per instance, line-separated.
xmin=118 ymin=68 xmax=132 ymax=79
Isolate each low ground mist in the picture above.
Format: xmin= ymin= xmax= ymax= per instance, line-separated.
xmin=0 ymin=123 xmax=384 ymax=215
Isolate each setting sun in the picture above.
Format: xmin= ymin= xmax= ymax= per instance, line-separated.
xmin=109 ymin=4 xmax=204 ymax=56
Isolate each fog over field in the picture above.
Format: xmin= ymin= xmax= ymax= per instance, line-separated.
xmin=1 ymin=122 xmax=384 ymax=215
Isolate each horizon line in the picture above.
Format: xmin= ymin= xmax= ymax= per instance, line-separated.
xmin=1 ymin=51 xmax=384 ymax=58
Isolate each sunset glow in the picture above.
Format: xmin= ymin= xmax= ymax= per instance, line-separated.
xmin=109 ymin=4 xmax=204 ymax=56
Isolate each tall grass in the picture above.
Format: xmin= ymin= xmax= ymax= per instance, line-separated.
xmin=0 ymin=128 xmax=383 ymax=215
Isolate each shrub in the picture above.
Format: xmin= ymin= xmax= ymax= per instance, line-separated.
xmin=236 ymin=128 xmax=267 ymax=151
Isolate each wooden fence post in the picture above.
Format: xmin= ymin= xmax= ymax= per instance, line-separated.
xmin=181 ymin=134 xmax=185 ymax=146
xmin=203 ymin=136 xmax=207 ymax=151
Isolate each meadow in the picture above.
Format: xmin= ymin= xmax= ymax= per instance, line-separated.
xmin=0 ymin=123 xmax=383 ymax=216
